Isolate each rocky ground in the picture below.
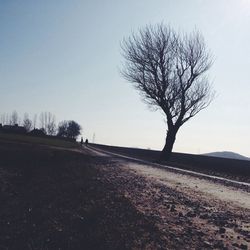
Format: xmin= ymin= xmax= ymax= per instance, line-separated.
xmin=90 ymin=149 xmax=250 ymax=249
xmin=0 ymin=140 xmax=249 ymax=249
xmin=101 ymin=161 xmax=250 ymax=249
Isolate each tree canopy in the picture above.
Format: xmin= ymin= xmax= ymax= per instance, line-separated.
xmin=57 ymin=120 xmax=81 ymax=139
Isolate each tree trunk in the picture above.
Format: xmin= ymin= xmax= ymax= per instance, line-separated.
xmin=160 ymin=127 xmax=178 ymax=161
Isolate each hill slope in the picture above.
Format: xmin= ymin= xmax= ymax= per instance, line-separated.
xmin=205 ymin=151 xmax=250 ymax=161
xmin=0 ymin=135 xmax=163 ymax=249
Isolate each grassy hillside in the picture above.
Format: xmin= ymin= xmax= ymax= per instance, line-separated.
xmin=0 ymin=132 xmax=78 ymax=149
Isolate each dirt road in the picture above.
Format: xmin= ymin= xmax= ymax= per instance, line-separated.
xmin=88 ymin=146 xmax=250 ymax=249
xmin=1 ymin=140 xmax=249 ymax=249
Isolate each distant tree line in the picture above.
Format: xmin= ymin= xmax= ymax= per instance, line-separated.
xmin=0 ymin=111 xmax=81 ymax=139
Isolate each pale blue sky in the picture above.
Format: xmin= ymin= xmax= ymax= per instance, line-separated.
xmin=0 ymin=0 xmax=250 ymax=156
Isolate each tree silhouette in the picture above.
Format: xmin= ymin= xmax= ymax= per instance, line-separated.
xmin=23 ymin=113 xmax=32 ymax=132
xmin=121 ymin=24 xmax=214 ymax=160
xmin=10 ymin=111 xmax=18 ymax=125
xmin=57 ymin=120 xmax=81 ymax=139
xmin=57 ymin=121 xmax=68 ymax=137
xmin=46 ymin=112 xmax=56 ymax=135
xmin=67 ymin=120 xmax=81 ymax=139
xmin=39 ymin=112 xmax=57 ymax=135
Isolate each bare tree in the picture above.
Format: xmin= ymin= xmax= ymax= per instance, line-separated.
xmin=44 ymin=112 xmax=48 ymax=133
xmin=121 ymin=24 xmax=214 ymax=160
xmin=10 ymin=110 xmax=19 ymax=125
xmin=47 ymin=112 xmax=56 ymax=135
xmin=39 ymin=112 xmax=56 ymax=135
xmin=39 ymin=112 xmax=45 ymax=132
xmin=57 ymin=120 xmax=68 ymax=137
xmin=6 ymin=113 xmax=9 ymax=125
xmin=33 ymin=114 xmax=37 ymax=129
xmin=23 ymin=113 xmax=32 ymax=132
xmin=0 ymin=113 xmax=7 ymax=125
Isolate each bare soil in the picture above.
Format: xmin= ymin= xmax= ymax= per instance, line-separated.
xmin=0 ymin=140 xmax=249 ymax=249
xmin=0 ymin=141 xmax=164 ymax=249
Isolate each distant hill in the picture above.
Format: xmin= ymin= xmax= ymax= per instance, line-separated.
xmin=205 ymin=151 xmax=250 ymax=161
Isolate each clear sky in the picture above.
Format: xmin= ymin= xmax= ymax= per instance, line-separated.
xmin=0 ymin=0 xmax=250 ymax=157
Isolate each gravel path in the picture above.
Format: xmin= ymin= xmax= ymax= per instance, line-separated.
xmin=126 ymin=162 xmax=250 ymax=209
xmin=88 ymin=146 xmax=250 ymax=249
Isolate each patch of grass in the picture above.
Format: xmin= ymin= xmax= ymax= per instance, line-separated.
xmin=0 ymin=132 xmax=78 ymax=149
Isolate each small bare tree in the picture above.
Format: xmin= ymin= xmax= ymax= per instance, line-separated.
xmin=0 ymin=113 xmax=6 ymax=125
xmin=47 ymin=112 xmax=56 ymax=135
xmin=10 ymin=110 xmax=19 ymax=125
xmin=33 ymin=114 xmax=37 ymax=129
xmin=121 ymin=24 xmax=214 ymax=160
xmin=23 ymin=113 xmax=32 ymax=132
xmin=39 ymin=112 xmax=45 ymax=132
xmin=39 ymin=112 xmax=56 ymax=135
